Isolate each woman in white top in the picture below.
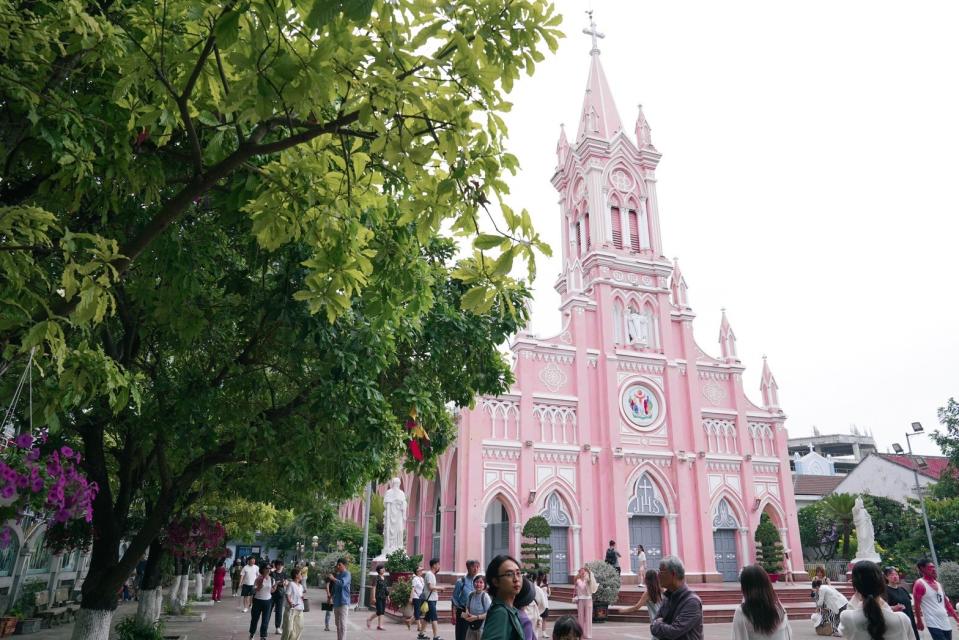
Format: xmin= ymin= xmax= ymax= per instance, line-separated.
xmin=249 ymin=563 xmax=276 ymax=640
xmin=407 ymin=566 xmax=426 ymax=634
xmin=732 ymin=565 xmax=792 ymax=640
xmin=814 ymin=578 xmax=850 ymax=635
xmin=840 ymin=562 xmax=911 ymax=640
xmin=636 ymin=545 xmax=648 ymax=576
xmin=282 ymin=567 xmax=306 ymax=640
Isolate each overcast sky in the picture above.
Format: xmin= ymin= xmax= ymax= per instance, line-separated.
xmin=496 ymin=0 xmax=959 ymax=456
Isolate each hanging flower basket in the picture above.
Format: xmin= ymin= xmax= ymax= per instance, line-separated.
xmin=0 ymin=433 xmax=97 ymax=548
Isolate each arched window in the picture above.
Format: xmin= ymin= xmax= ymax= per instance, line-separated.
xmin=432 ymin=494 xmax=442 ymax=561
xmin=628 ymin=209 xmax=641 ymax=251
xmin=613 ymin=300 xmax=624 ymax=343
xmin=0 ymin=528 xmax=19 ymax=577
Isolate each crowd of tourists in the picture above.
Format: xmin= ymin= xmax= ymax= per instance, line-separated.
xmin=216 ymin=548 xmax=958 ymax=640
xmin=809 ymin=559 xmax=959 ymax=640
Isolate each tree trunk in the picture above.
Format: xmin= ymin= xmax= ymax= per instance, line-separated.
xmin=70 ymin=608 xmax=113 ymax=640
xmin=136 ymin=588 xmax=162 ymax=625
xmin=170 ymin=558 xmax=190 ymax=614
xmin=136 ymin=538 xmax=165 ymax=625
xmin=194 ymin=571 xmax=204 ymax=600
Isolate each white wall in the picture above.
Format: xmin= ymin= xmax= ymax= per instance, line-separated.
xmin=832 ymin=456 xmax=935 ymax=503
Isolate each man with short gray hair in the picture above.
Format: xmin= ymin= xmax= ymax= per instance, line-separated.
xmin=650 ymin=556 xmax=703 ymax=640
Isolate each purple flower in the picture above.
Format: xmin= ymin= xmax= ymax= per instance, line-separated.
xmin=25 ymin=450 xmax=39 ymax=462
xmin=14 ymin=433 xmax=33 ymax=449
xmin=60 ymin=446 xmax=74 ymax=458
xmin=0 ymin=486 xmax=15 ymax=499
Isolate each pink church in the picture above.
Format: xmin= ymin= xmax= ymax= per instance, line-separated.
xmin=343 ymin=34 xmax=803 ymax=584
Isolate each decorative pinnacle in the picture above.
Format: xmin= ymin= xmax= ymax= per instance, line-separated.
xmin=583 ymin=10 xmax=605 ymax=54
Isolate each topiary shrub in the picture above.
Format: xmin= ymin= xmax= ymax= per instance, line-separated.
xmin=755 ymin=513 xmax=784 ymax=574
xmin=585 ymin=560 xmax=621 ymax=605
xmin=521 ymin=516 xmax=552 ymax=576
xmin=939 ymin=562 xmax=959 ymax=601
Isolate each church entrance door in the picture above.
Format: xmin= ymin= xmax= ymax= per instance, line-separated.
xmin=629 ymin=516 xmax=663 ymax=573
xmin=712 ymin=498 xmax=741 ymax=581
xmin=484 ymin=500 xmax=510 ymax=567
xmin=713 ymin=529 xmax=739 ymax=581
xmin=549 ymin=527 xmax=570 ymax=583
xmin=540 ymin=493 xmax=574 ymax=584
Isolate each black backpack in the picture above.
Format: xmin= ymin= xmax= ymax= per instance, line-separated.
xmin=605 ymin=548 xmax=618 ymax=564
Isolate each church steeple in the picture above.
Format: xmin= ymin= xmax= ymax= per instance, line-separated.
xmin=556 ymin=123 xmax=569 ymax=166
xmin=761 ymin=356 xmax=780 ymax=409
xmin=635 ymin=104 xmax=654 ymax=150
xmin=576 ymin=12 xmax=623 ymax=142
xmin=671 ymin=258 xmax=689 ymax=309
xmin=719 ymin=309 xmax=738 ymax=362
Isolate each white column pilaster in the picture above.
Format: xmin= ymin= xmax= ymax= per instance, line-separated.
xmin=571 ymin=525 xmax=582 ymax=570
xmin=666 ymin=514 xmax=678 ymax=557
xmin=739 ymin=527 xmax=751 ymax=569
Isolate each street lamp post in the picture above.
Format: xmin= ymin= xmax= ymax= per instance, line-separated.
xmin=312 ymin=535 xmax=319 ymax=563
xmin=892 ymin=421 xmax=939 ymax=569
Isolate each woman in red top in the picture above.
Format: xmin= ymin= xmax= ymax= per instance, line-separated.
xmin=212 ymin=559 xmax=227 ymax=602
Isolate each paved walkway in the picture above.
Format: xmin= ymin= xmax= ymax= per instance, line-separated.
xmin=13 ymin=596 xmax=934 ymax=640
xmin=19 ymin=595 xmax=959 ymax=640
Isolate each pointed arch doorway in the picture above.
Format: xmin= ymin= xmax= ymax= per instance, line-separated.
xmin=540 ymin=492 xmax=573 ymax=583
xmin=627 ymin=472 xmax=666 ymax=573
xmin=712 ymin=498 xmax=741 ymax=581
xmin=484 ymin=499 xmax=511 ymax=567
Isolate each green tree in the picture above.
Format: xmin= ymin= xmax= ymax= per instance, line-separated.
xmin=821 ymin=493 xmax=857 ymax=559
xmin=520 ymin=515 xmax=552 ymax=576
xmin=0 ymin=1 xmax=563 ymax=635
xmin=862 ymin=495 xmax=917 ymax=551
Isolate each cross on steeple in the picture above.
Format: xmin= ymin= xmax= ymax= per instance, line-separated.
xmin=583 ymin=10 xmax=605 ymax=54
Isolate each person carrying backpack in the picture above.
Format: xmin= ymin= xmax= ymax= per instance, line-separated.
xmin=605 ymin=541 xmax=621 ymax=575
xmin=453 ymin=561 xmax=481 ymax=640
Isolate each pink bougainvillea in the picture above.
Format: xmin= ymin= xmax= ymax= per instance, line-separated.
xmin=0 ymin=432 xmax=98 ymax=547
xmin=163 ymin=515 xmax=228 ymax=562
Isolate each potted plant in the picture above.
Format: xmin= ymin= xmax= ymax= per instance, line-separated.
xmin=384 ymin=549 xmax=422 ymax=584
xmin=521 ymin=516 xmax=553 ymax=576
xmin=585 ymin=560 xmax=621 ymax=623
xmin=387 ymin=576 xmax=413 ymax=617
xmin=10 ymin=582 xmax=44 ymax=634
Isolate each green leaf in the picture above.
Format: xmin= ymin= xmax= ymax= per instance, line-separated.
xmin=473 ymin=234 xmax=502 ymax=250
xmin=214 ymin=10 xmax=242 ymax=49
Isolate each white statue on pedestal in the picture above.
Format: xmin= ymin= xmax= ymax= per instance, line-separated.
xmin=852 ymin=496 xmax=880 ymax=562
xmin=382 ymin=478 xmax=408 ymax=556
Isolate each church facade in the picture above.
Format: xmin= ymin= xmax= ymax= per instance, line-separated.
xmin=342 ymin=37 xmax=803 ymax=584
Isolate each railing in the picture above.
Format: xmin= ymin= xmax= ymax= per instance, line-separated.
xmin=803 ymin=559 xmax=850 ymax=582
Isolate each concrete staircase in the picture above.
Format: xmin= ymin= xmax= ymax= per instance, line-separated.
xmin=548 ymin=583 xmax=856 ymax=624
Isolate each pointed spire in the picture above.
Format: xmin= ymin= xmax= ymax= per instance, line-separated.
xmin=556 ymin=123 xmax=569 ymax=165
xmin=635 ymin=104 xmax=654 ymax=149
xmin=718 ymin=308 xmax=738 ymax=362
xmin=670 ymin=257 xmax=689 ymax=308
xmin=761 ymin=355 xmax=780 ymax=409
xmin=576 ymin=12 xmax=623 ymax=141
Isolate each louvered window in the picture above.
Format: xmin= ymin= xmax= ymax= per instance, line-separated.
xmin=628 ymin=209 xmax=641 ymax=251
xmin=610 ymin=207 xmax=623 ymax=249
xmin=584 ymin=213 xmax=591 ymax=251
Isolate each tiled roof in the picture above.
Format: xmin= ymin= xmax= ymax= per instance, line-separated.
xmin=793 ymin=475 xmax=845 ymax=496
xmin=876 ymin=454 xmax=953 ymax=480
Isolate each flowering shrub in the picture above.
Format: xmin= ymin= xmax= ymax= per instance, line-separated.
xmin=162 ymin=515 xmax=228 ymax=562
xmin=0 ymin=433 xmax=98 ymax=547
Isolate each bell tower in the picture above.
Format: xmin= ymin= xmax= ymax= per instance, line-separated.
xmin=551 ymin=12 xmax=673 ymax=353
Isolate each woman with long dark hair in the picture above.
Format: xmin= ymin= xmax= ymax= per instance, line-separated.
xmin=733 ymin=565 xmax=791 ymax=640
xmin=840 ymin=561 xmax=911 ymax=640
xmin=482 ymin=555 xmax=524 ymax=640
xmin=619 ymin=569 xmax=664 ymax=632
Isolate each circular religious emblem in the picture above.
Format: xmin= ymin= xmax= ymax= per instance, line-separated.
xmin=621 ymin=383 xmax=660 ymax=428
